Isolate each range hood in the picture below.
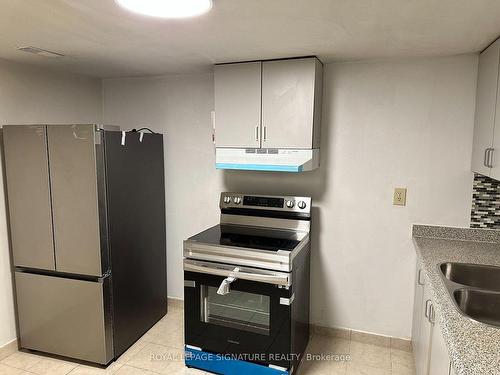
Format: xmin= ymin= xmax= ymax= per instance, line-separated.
xmin=215 ymin=148 xmax=320 ymax=172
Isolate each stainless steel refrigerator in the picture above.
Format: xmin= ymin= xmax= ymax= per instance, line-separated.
xmin=2 ymin=124 xmax=167 ymax=364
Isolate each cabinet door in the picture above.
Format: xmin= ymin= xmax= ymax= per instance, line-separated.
xmin=428 ymin=318 xmax=451 ymax=375
xmin=2 ymin=125 xmax=55 ymax=270
xmin=262 ymin=58 xmax=319 ymax=149
xmin=412 ymin=264 xmax=425 ymax=364
xmin=416 ymin=283 xmax=434 ymax=375
xmin=47 ymin=125 xmax=102 ymax=276
xmin=214 ymin=62 xmax=262 ymax=148
xmin=471 ymin=40 xmax=500 ymax=176
xmin=489 ymin=44 xmax=500 ymax=180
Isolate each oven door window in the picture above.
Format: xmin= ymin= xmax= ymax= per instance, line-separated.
xmin=201 ymin=286 xmax=270 ymax=335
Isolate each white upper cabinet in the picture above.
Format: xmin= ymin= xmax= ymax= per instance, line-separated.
xmin=214 ymin=57 xmax=322 ymax=150
xmin=471 ymin=39 xmax=500 ymax=177
xmin=262 ymin=58 xmax=323 ymax=149
xmin=214 ymin=61 xmax=262 ymax=148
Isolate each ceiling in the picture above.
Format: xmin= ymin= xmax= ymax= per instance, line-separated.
xmin=1 ymin=0 xmax=500 ymax=78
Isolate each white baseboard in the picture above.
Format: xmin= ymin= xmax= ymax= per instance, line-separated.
xmin=311 ymin=324 xmax=412 ymax=352
xmin=163 ymin=298 xmax=411 ymax=352
xmin=0 ymin=339 xmax=18 ymax=361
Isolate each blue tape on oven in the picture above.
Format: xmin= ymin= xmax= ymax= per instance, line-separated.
xmin=185 ymin=346 xmax=289 ymax=375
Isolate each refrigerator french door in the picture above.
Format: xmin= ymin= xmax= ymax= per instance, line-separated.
xmin=184 ymin=266 xmax=292 ymax=369
xmin=2 ymin=124 xmax=167 ymax=364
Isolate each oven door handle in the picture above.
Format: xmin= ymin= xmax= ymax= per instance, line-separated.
xmin=217 ymin=272 xmax=238 ymax=295
xmin=184 ymin=260 xmax=291 ymax=287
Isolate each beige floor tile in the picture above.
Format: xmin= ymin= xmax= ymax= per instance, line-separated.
xmin=307 ymin=335 xmax=350 ymax=355
xmin=346 ymin=363 xmax=391 ymax=375
xmin=161 ymin=309 xmax=183 ymax=323
xmin=27 ymin=357 xmax=77 ymax=375
xmin=68 ymin=361 xmax=123 ymax=375
xmin=116 ymin=341 xmax=148 ymax=364
xmin=142 ymin=322 xmax=184 ymax=349
xmin=113 ymin=365 xmax=158 ymax=375
xmin=0 ymin=363 xmax=28 ymax=375
xmin=300 ymin=357 xmax=347 ymax=375
xmin=350 ymin=331 xmax=390 ymax=348
xmin=166 ymin=361 xmax=211 ymax=375
xmin=349 ymin=341 xmax=391 ymax=370
xmin=302 ymin=335 xmax=350 ymax=375
xmin=0 ymin=351 xmax=41 ymax=370
xmin=391 ymin=348 xmax=416 ymax=375
xmin=125 ymin=343 xmax=183 ymax=375
xmin=392 ymin=364 xmax=416 ymax=375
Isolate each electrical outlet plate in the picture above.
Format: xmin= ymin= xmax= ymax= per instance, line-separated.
xmin=393 ymin=188 xmax=407 ymax=206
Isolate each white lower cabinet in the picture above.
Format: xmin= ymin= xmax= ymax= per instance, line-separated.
xmin=428 ymin=310 xmax=451 ymax=375
xmin=412 ymin=261 xmax=453 ymax=375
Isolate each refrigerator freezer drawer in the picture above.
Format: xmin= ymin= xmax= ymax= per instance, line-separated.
xmin=14 ymin=271 xmax=113 ymax=364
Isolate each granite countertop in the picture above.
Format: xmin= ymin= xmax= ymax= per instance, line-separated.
xmin=412 ymin=225 xmax=500 ymax=375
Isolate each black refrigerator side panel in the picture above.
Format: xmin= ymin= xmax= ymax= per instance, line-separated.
xmin=104 ymin=131 xmax=167 ymax=358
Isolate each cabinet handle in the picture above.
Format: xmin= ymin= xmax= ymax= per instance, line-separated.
xmin=263 ymin=126 xmax=267 ymax=142
xmin=428 ymin=303 xmax=435 ymax=324
xmin=417 ymin=269 xmax=425 ymax=286
xmin=488 ymin=148 xmax=495 ymax=168
xmin=424 ymin=299 xmax=431 ymax=319
xmin=484 ymin=148 xmax=489 ymax=167
xmin=255 ymin=126 xmax=260 ymax=141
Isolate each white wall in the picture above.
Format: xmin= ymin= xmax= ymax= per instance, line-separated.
xmin=102 ymin=54 xmax=478 ymax=339
xmin=0 ymin=58 xmax=102 ymax=347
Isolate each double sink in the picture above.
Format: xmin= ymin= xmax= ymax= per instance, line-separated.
xmin=439 ymin=262 xmax=500 ymax=327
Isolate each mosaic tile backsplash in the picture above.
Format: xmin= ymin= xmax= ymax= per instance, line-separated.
xmin=471 ymin=173 xmax=500 ymax=228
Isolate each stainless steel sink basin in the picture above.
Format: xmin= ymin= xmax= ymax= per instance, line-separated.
xmin=440 ymin=262 xmax=500 ymax=292
xmin=453 ymin=289 xmax=500 ymax=327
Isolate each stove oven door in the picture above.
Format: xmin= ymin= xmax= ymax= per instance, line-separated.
xmin=184 ymin=260 xmax=292 ymax=370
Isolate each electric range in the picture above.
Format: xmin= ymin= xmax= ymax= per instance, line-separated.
xmin=183 ymin=193 xmax=311 ymax=375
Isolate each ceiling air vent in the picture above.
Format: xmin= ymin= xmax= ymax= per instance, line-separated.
xmin=18 ymin=46 xmax=64 ymax=58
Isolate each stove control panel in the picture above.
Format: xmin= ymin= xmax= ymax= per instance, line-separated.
xmin=220 ymin=193 xmax=311 ymax=214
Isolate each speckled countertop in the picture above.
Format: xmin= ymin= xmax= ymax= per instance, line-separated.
xmin=412 ymin=225 xmax=500 ymax=375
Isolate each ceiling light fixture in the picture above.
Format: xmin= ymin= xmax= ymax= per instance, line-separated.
xmin=115 ymin=0 xmax=212 ymax=18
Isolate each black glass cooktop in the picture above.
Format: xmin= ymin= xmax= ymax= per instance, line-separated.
xmin=188 ymin=225 xmax=301 ymax=252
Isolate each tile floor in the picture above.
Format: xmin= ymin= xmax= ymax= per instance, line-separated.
xmin=0 ymin=303 xmax=415 ymax=375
